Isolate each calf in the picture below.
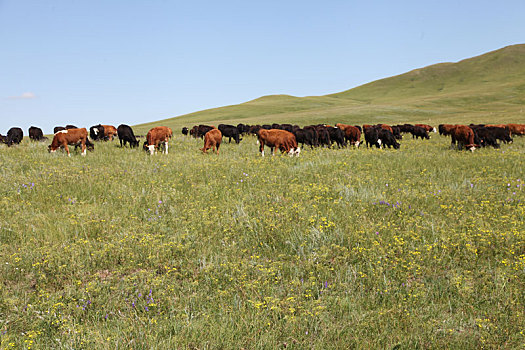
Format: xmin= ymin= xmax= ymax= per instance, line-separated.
xmin=144 ymin=126 xmax=172 ymax=155
xmin=182 ymin=127 xmax=189 ymax=136
xmin=201 ymin=129 xmax=222 ymax=154
xmin=48 ymin=128 xmax=89 ymax=156
xmin=415 ymin=124 xmax=436 ymax=133
xmin=6 ymin=127 xmax=23 ymax=146
xmin=117 ymin=124 xmax=139 ymax=148
xmin=258 ymin=129 xmax=300 ymax=156
xmin=28 ymin=126 xmax=45 ymax=141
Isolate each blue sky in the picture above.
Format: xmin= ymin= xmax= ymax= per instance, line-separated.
xmin=1 ymin=0 xmax=524 ymax=134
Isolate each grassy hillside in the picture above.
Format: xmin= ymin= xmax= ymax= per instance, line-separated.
xmin=135 ymin=44 xmax=525 ymax=134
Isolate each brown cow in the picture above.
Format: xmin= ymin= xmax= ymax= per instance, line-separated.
xmin=144 ymin=126 xmax=173 ymax=155
xmin=335 ymin=123 xmax=361 ymax=147
xmin=48 ymin=128 xmax=89 ymax=157
xmin=201 ymin=129 xmax=222 ymax=154
xmin=102 ymin=125 xmax=118 ymax=140
xmin=507 ymin=123 xmax=525 ymax=136
xmin=450 ymin=125 xmax=479 ymax=151
xmin=258 ymin=129 xmax=300 ymax=156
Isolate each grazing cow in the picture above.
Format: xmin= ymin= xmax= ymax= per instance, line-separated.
xmin=190 ymin=125 xmax=214 ymax=138
xmin=257 ymin=129 xmax=300 ymax=156
xmin=218 ymin=124 xmax=242 ymax=143
xmin=486 ymin=126 xmax=513 ymax=144
xmin=363 ymin=126 xmax=381 ymax=148
xmin=89 ymin=124 xmax=106 ymax=141
xmin=6 ymin=127 xmax=23 ymax=146
xmin=54 ymin=126 xmax=66 ymax=134
xmin=144 ymin=126 xmax=172 ymax=155
xmin=201 ymin=129 xmax=222 ymax=154
xmin=236 ymin=123 xmax=250 ymax=135
xmin=292 ymin=128 xmax=316 ymax=148
xmin=248 ymin=125 xmax=262 ymax=135
xmin=507 ymin=123 xmax=525 ymax=136
xmin=0 ymin=134 xmax=6 ymax=144
xmin=48 ymin=128 xmax=90 ymax=156
xmin=471 ymin=126 xmax=500 ymax=149
xmin=117 ymin=124 xmax=139 ymax=148
xmin=411 ymin=126 xmax=430 ymax=140
xmin=327 ymin=127 xmax=346 ymax=148
xmin=450 ymin=125 xmax=479 ymax=151
xmin=378 ymin=129 xmax=400 ymax=149
xmin=65 ymin=125 xmax=78 ymax=130
xmin=391 ymin=126 xmax=402 ymax=140
xmin=28 ymin=126 xmax=45 ymax=141
xmin=182 ymin=127 xmax=189 ymax=136
xmin=415 ymin=124 xmax=436 ymax=133
xmin=439 ymin=124 xmax=456 ymax=136
xmin=336 ymin=124 xmax=361 ymax=147
xmin=101 ymin=125 xmax=118 ymax=140
xmin=315 ymin=125 xmax=332 ymax=147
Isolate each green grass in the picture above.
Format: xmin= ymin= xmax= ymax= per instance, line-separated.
xmin=1 ymin=135 xmax=524 ymax=348
xmin=134 ymin=44 xmax=525 ymax=134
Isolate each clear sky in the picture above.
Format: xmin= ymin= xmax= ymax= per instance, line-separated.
xmin=1 ymin=0 xmax=524 ymax=134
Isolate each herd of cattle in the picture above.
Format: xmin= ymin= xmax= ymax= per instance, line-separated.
xmin=0 ymin=121 xmax=524 ymax=156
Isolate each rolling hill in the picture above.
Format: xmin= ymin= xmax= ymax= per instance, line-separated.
xmin=135 ymin=44 xmax=525 ymax=133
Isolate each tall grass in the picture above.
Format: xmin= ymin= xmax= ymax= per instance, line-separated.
xmin=0 ymin=134 xmax=524 ymax=348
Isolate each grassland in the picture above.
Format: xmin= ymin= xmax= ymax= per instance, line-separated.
xmin=0 ymin=134 xmax=524 ymax=348
xmin=134 ymin=44 xmax=525 ymax=134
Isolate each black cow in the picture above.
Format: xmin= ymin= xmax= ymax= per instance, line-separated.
xmin=182 ymin=127 xmax=189 ymax=136
xmin=0 ymin=134 xmax=6 ymax=144
xmin=117 ymin=124 xmax=139 ymax=148
xmin=303 ymin=126 xmax=319 ymax=147
xmin=292 ymin=128 xmax=316 ymax=148
xmin=327 ymin=127 xmax=346 ymax=148
xmin=486 ymin=126 xmax=513 ymax=144
xmin=363 ymin=127 xmax=381 ymax=148
xmin=472 ymin=127 xmax=500 ymax=149
xmin=54 ymin=126 xmax=66 ymax=134
xmin=6 ymin=127 xmax=23 ymax=146
xmin=378 ymin=129 xmax=400 ymax=149
xmin=90 ymin=124 xmax=106 ymax=141
xmin=392 ymin=126 xmax=402 ymax=140
xmin=315 ymin=126 xmax=331 ymax=147
xmin=411 ymin=126 xmax=429 ymax=140
xmin=218 ymin=124 xmax=242 ymax=143
xmin=28 ymin=126 xmax=45 ymax=141
xmin=65 ymin=125 xmax=78 ymax=130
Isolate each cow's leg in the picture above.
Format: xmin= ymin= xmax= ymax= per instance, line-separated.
xmin=216 ymin=142 xmax=220 ymax=155
xmin=81 ymin=141 xmax=87 ymax=156
xmin=259 ymin=141 xmax=265 ymax=156
xmin=165 ymin=141 xmax=169 ymax=154
xmin=65 ymin=144 xmax=70 ymax=157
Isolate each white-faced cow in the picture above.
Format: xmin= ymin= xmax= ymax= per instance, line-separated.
xmin=48 ymin=128 xmax=90 ymax=157
xmin=144 ymin=126 xmax=173 ymax=155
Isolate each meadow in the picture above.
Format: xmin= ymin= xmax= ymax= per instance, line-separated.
xmin=0 ymin=133 xmax=524 ymax=349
